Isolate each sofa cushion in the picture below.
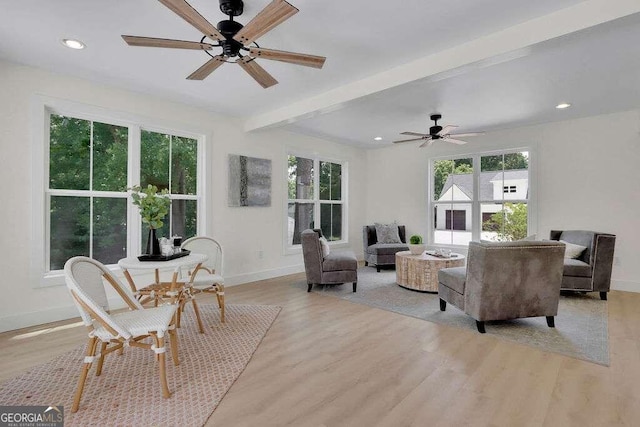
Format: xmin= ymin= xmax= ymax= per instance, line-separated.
xmin=322 ymin=252 xmax=357 ymax=272
xmin=366 ymin=243 xmax=408 ymax=256
xmin=563 ymin=258 xmax=592 ymax=278
xmin=560 ymin=240 xmax=587 ymax=259
xmin=438 ymin=266 xmax=467 ymax=295
xmin=374 ymin=222 xmax=402 ymax=244
xmin=319 ymin=236 xmax=330 ymax=257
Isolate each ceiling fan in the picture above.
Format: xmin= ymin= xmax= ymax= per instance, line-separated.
xmin=393 ymin=114 xmax=483 ymax=147
xmin=122 ymin=0 xmax=326 ymax=88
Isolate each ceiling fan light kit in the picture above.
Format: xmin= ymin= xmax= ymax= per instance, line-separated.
xmin=122 ymin=0 xmax=326 ymax=88
xmin=393 ymin=114 xmax=484 ymax=147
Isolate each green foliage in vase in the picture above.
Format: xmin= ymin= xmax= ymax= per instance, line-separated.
xmin=129 ymin=184 xmax=171 ymax=229
xmin=409 ymin=234 xmax=423 ymax=244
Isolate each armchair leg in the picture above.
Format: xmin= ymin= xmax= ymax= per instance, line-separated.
xmin=307 ymin=283 xmax=313 ymax=292
xmin=600 ymin=291 xmax=607 ymax=301
xmin=376 ymin=266 xmax=380 ymax=273
xmin=476 ymin=321 xmax=486 ymax=334
xmin=352 ymin=282 xmax=357 ymax=293
xmin=364 ymin=261 xmax=368 ymax=266
xmin=546 ymin=316 xmax=555 ymax=328
xmin=439 ymin=299 xmax=446 ymax=311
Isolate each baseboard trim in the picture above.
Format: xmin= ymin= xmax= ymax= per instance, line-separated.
xmin=0 ymin=297 xmax=128 ymax=334
xmin=0 ymin=264 xmax=307 ymax=333
xmin=611 ymin=279 xmax=640 ymax=293
xmin=224 ymin=264 xmax=305 ymax=286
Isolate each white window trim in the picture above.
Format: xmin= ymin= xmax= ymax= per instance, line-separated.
xmin=30 ymin=96 xmax=211 ymax=288
xmin=427 ymin=147 xmax=536 ymax=249
xmin=283 ymin=150 xmax=349 ymax=255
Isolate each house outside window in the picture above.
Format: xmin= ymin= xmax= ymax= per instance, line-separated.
xmin=431 ymin=150 xmax=530 ymax=245
xmin=44 ymin=112 xmax=203 ymax=273
xmin=286 ymin=154 xmax=347 ymax=248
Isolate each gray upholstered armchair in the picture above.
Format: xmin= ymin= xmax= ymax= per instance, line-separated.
xmin=549 ymin=230 xmax=616 ymax=300
xmin=362 ymin=225 xmax=409 ymax=272
xmin=438 ymin=240 xmax=565 ymax=333
xmin=301 ymin=229 xmax=357 ymax=293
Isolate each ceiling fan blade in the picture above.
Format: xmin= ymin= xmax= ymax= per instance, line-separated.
xmin=393 ymin=137 xmax=426 ymax=144
xmin=449 ymin=132 xmax=485 ymax=138
xmin=233 ymin=0 xmax=298 ymax=46
xmin=238 ymin=57 xmax=278 ymax=88
xmin=187 ymin=55 xmax=227 ymax=80
xmin=122 ymin=35 xmax=214 ymax=50
xmin=249 ymin=47 xmax=325 ymax=69
xmin=158 ymin=0 xmax=225 ymax=42
xmin=438 ymin=124 xmax=459 ymax=136
xmin=419 ymin=139 xmax=435 ymax=148
xmin=445 ymin=138 xmax=469 ymax=145
xmin=401 ymin=131 xmax=429 ymax=137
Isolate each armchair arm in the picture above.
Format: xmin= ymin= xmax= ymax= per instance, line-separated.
xmin=591 ymin=233 xmax=616 ymax=291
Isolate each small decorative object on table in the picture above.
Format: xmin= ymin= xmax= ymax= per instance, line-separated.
xmin=129 ymin=184 xmax=171 ymax=256
xmin=408 ymin=234 xmax=427 ymax=255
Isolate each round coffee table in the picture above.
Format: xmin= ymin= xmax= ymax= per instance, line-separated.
xmin=396 ymin=251 xmax=466 ymax=292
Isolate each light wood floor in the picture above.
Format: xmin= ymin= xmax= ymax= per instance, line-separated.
xmin=1 ymin=274 xmax=639 ymax=426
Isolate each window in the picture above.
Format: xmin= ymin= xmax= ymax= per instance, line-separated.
xmin=45 ymin=112 xmax=203 ymax=273
xmin=430 ymin=150 xmax=530 ymax=245
xmin=287 ymin=154 xmax=346 ymax=247
xmin=140 ymin=130 xmax=199 ymax=251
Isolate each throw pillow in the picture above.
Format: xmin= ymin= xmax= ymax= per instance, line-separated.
xmin=559 ymin=240 xmax=587 ymax=259
xmin=319 ymin=236 xmax=330 ymax=258
xmin=375 ymin=222 xmax=402 ymax=244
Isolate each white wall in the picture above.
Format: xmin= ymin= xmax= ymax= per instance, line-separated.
xmin=366 ymin=109 xmax=640 ymax=292
xmin=0 ymin=60 xmax=367 ymax=332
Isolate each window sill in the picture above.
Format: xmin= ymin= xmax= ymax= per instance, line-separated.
xmin=284 ymin=240 xmax=349 ymax=256
xmin=37 ymin=264 xmax=125 ymax=289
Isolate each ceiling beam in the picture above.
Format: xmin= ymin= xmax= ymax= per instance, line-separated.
xmin=244 ymin=0 xmax=640 ymax=132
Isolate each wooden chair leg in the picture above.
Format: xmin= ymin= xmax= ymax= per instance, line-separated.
xmin=476 ymin=321 xmax=486 ymax=334
xmin=72 ymin=337 xmax=98 ymax=413
xmin=168 ymin=328 xmax=180 ymax=366
xmin=439 ymin=298 xmax=446 ymax=311
xmin=95 ymin=341 xmax=108 ymax=376
xmin=152 ymin=333 xmax=171 ymax=398
xmin=218 ymin=285 xmax=225 ymax=323
xmin=191 ymin=298 xmax=205 ymax=334
xmin=176 ymin=305 xmax=182 ymax=328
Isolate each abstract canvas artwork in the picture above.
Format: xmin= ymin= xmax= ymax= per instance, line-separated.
xmin=228 ymin=154 xmax=272 ymax=207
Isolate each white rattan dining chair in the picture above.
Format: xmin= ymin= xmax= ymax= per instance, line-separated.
xmin=181 ymin=236 xmax=225 ymax=323
xmin=64 ymin=256 xmax=179 ymax=413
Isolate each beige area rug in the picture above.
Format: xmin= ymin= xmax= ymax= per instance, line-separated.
xmin=305 ymin=267 xmax=609 ymax=366
xmin=0 ymin=304 xmax=280 ymax=426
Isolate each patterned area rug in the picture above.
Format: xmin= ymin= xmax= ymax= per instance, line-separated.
xmin=305 ymin=268 xmax=609 ymax=365
xmin=0 ymin=304 xmax=280 ymax=426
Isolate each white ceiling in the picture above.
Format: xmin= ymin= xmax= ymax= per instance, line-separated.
xmin=1 ymin=0 xmax=639 ymax=148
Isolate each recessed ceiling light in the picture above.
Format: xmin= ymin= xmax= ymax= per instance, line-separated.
xmin=374 ymin=137 xmax=383 ymax=141
xmin=555 ymin=103 xmax=571 ymax=109
xmin=61 ymin=38 xmax=86 ymax=50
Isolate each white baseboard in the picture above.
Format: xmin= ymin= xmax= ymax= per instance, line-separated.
xmin=0 ymin=297 xmax=127 ymax=334
xmin=611 ymin=279 xmax=640 ymax=293
xmin=224 ymin=264 xmax=305 ymax=286
xmin=0 ymin=265 xmax=306 ymax=333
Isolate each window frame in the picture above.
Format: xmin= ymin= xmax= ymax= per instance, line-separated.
xmin=31 ymin=97 xmax=209 ymax=288
xmin=284 ymin=151 xmax=349 ymax=254
xmin=428 ymin=147 xmax=535 ymax=249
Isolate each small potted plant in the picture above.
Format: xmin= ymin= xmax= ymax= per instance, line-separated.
xmin=129 ymin=184 xmax=171 ymax=255
xmin=408 ymin=234 xmax=426 ymax=255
